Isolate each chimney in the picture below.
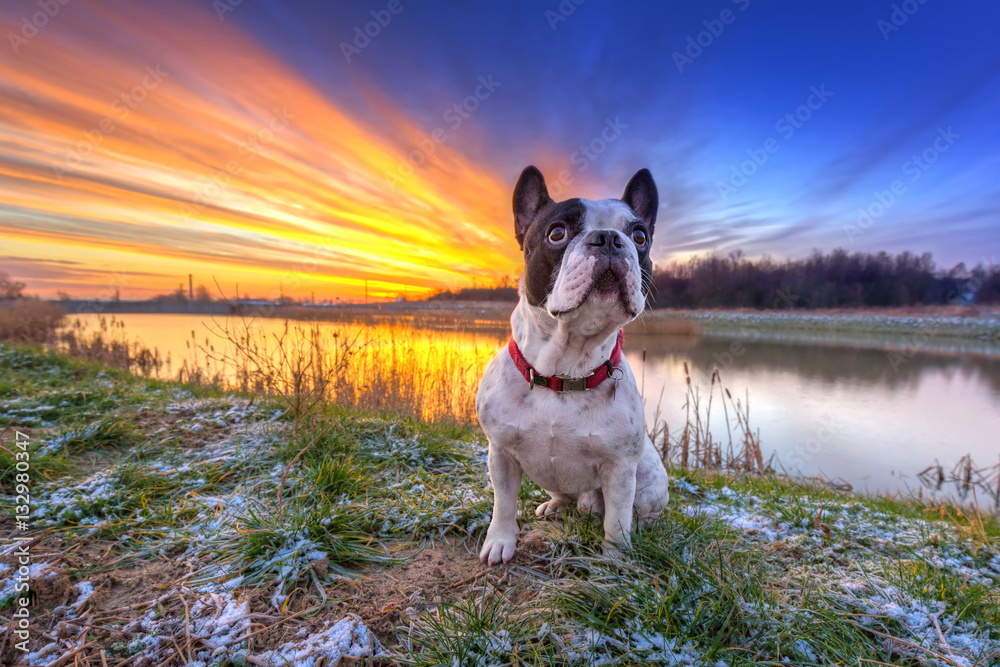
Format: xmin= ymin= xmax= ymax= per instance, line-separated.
xmin=188 ymin=274 xmax=193 ymax=301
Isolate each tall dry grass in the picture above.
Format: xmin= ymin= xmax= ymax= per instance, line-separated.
xmin=647 ymin=363 xmax=770 ymax=474
xmin=57 ymin=315 xmax=165 ymax=376
xmin=36 ymin=311 xmax=774 ymax=476
xmin=186 ymin=316 xmax=498 ymax=427
xmin=0 ymin=299 xmax=65 ymax=343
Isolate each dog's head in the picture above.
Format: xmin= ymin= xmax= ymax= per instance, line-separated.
xmin=512 ymin=166 xmax=658 ymax=329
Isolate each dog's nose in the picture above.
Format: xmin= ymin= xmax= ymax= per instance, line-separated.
xmin=587 ymin=230 xmax=624 ymax=254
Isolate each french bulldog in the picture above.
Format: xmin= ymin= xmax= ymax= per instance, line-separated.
xmin=476 ymin=166 xmax=670 ymax=565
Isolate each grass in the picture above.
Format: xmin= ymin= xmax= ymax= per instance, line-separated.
xmin=397 ymin=591 xmax=566 ymax=666
xmin=203 ymin=496 xmax=391 ymax=589
xmin=660 ymin=308 xmax=1000 ymax=343
xmin=392 ymin=472 xmax=1000 ymax=665
xmin=41 ymin=417 xmax=139 ymax=455
xmin=1 ymin=342 xmax=998 ymax=666
xmin=302 ymin=451 xmax=366 ymax=497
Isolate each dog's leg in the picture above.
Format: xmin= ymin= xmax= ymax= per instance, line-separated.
xmin=480 ymin=444 xmax=522 ymax=565
xmin=535 ymin=491 xmax=574 ymax=517
xmin=599 ymin=461 xmax=637 ymax=554
xmin=634 ymin=435 xmax=670 ymax=524
xmin=576 ymin=489 xmax=605 ymax=516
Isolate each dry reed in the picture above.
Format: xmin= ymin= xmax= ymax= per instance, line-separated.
xmin=918 ymin=454 xmax=1000 ymax=506
xmin=647 ymin=362 xmax=770 ymax=474
xmin=0 ymin=299 xmax=65 ymax=343
xmin=188 ymin=315 xmax=498 ymax=426
xmin=56 ymin=315 xmax=165 ymax=376
xmin=39 ymin=312 xmax=769 ymax=475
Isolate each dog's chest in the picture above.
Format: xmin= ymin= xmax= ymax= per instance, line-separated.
xmin=477 ymin=355 xmax=644 ymax=494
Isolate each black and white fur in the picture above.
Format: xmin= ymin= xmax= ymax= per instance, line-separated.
xmin=476 ymin=166 xmax=670 ymax=565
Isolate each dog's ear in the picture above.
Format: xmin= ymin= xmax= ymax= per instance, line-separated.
xmin=621 ymin=168 xmax=658 ymax=238
xmin=513 ymin=165 xmax=552 ymax=250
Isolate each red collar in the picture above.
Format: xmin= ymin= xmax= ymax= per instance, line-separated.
xmin=507 ymin=329 xmax=624 ymax=392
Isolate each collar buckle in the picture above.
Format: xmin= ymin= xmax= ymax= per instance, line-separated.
xmin=556 ymin=375 xmax=590 ymax=392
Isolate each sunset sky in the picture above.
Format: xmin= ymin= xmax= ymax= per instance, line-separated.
xmin=1 ymin=0 xmax=998 ymax=301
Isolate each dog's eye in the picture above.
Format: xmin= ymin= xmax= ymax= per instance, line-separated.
xmin=547 ymin=225 xmax=567 ymax=244
xmin=631 ymin=228 xmax=648 ymax=247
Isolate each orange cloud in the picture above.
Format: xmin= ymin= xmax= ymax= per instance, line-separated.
xmin=0 ymin=0 xmax=521 ymax=300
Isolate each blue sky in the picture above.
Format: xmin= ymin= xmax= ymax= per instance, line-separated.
xmin=237 ymin=0 xmax=999 ymax=267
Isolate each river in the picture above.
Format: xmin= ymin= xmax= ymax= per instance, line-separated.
xmin=69 ymin=313 xmax=1000 ymax=506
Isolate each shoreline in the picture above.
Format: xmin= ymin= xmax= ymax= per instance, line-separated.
xmin=55 ymin=297 xmax=1000 ymax=338
xmin=65 ymin=302 xmax=1000 ymax=357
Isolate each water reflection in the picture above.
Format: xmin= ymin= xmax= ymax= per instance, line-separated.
xmin=70 ymin=313 xmax=506 ymax=424
xmin=70 ymin=314 xmax=999 ymax=504
xmin=641 ymin=334 xmax=1000 ymax=394
xmin=627 ymin=334 xmax=1000 ymax=504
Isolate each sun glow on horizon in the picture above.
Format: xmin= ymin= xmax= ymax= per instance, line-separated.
xmin=0 ymin=0 xmax=522 ymax=301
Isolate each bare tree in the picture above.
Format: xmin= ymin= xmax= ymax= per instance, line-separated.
xmin=0 ymin=273 xmax=26 ymax=300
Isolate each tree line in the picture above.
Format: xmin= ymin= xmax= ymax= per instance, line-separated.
xmin=648 ymin=249 xmax=999 ymax=309
xmin=432 ymin=249 xmax=1000 ymax=309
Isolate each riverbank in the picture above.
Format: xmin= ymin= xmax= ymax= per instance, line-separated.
xmin=269 ymin=302 xmax=1000 ymax=346
xmin=636 ymin=309 xmax=1000 ymax=360
xmin=659 ymin=308 xmax=1000 ymax=341
xmin=38 ymin=298 xmax=1000 ymax=347
xmin=1 ymin=344 xmax=998 ymax=666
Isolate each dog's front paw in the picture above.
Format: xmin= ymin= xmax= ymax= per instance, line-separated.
xmin=479 ymin=531 xmax=517 ymax=565
xmin=602 ymin=541 xmax=628 ymax=560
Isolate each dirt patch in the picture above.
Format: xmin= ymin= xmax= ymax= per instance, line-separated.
xmin=324 ymin=539 xmax=485 ymax=643
xmin=0 ymin=528 xmax=190 ymax=614
xmin=29 ymin=568 xmax=73 ymax=607
xmin=0 ymin=529 xmax=193 ymax=666
xmin=84 ymin=557 xmax=191 ymax=614
xmin=316 ymin=533 xmax=561 ymax=645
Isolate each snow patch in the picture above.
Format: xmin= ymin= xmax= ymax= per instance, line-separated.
xmin=0 ymin=562 xmax=57 ymax=605
xmin=256 ymin=615 xmax=382 ymax=666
